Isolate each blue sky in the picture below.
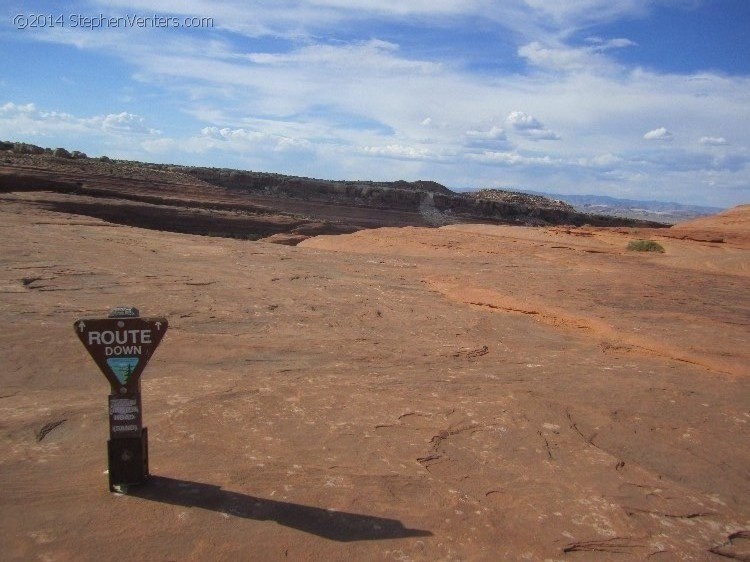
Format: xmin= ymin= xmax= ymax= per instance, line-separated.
xmin=1 ymin=1 xmax=749 ymax=207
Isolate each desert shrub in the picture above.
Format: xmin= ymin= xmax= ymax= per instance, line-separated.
xmin=627 ymin=239 xmax=665 ymax=253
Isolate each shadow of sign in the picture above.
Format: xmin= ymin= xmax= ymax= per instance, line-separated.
xmin=129 ymin=476 xmax=432 ymax=542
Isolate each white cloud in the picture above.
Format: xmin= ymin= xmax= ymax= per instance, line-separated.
xmin=463 ymin=125 xmax=512 ymax=152
xmin=506 ymin=111 xmax=560 ymax=140
xmin=0 ymin=100 xmax=158 ymax=136
xmin=202 ymin=126 xmax=265 ymax=142
xmin=578 ymin=153 xmax=623 ymax=169
xmin=83 ymin=0 xmax=680 ymax=43
xmin=643 ymin=127 xmax=673 ymax=141
xmin=197 ymin=126 xmax=312 ymax=153
xmin=85 ymin=0 xmax=508 ymax=39
xmin=3 ymin=1 xmax=749 ymax=206
xmin=98 ymin=112 xmax=157 ymax=134
xmin=518 ymin=41 xmax=599 ymax=72
xmin=362 ymin=143 xmax=442 ymax=161
xmin=244 ymin=39 xmax=441 ymax=75
xmin=141 ymin=138 xmax=176 ymax=153
xmin=506 ymin=111 xmax=543 ymax=130
xmin=466 ymin=125 xmax=507 ymax=141
xmin=305 ymin=0 xmax=485 ymax=17
xmin=700 ymin=136 xmax=728 ymax=146
xmin=0 ymin=100 xmax=163 ymax=160
xmin=518 ymin=37 xmax=636 ymax=73
xmin=585 ymin=37 xmax=638 ymax=49
xmin=467 ymin=150 xmax=558 ymax=166
xmin=1 ymin=102 xmax=36 ymax=114
xmin=522 ymin=0 xmax=653 ymax=30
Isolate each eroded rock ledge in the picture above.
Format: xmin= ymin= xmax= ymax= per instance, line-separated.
xmin=0 ymin=144 xmax=667 ymax=243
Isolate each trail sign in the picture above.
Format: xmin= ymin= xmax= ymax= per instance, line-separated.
xmin=74 ymin=308 xmax=168 ymax=492
xmin=74 ymin=316 xmax=168 ymax=394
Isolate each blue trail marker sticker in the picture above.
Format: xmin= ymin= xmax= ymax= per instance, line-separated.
xmin=106 ymin=357 xmax=140 ymax=385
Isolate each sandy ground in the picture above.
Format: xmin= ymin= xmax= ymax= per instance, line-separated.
xmin=1 ymin=195 xmax=748 ymax=561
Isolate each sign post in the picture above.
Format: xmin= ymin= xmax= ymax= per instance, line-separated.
xmin=74 ymin=306 xmax=168 ymax=492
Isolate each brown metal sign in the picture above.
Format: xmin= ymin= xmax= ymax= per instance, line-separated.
xmin=74 ymin=317 xmax=168 ymax=393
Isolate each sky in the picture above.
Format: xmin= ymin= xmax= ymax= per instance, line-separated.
xmin=1 ymin=1 xmax=749 ymax=207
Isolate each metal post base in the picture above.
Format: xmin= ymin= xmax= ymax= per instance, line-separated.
xmin=108 ymin=427 xmax=149 ymax=493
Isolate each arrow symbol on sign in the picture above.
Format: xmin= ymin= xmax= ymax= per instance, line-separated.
xmin=155 ymin=322 xmax=162 ymax=330
xmin=77 ymin=321 xmax=86 ymax=332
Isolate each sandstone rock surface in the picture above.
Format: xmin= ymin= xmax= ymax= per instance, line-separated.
xmin=0 ymin=190 xmax=748 ymax=560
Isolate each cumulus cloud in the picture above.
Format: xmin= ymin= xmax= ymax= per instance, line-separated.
xmin=643 ymin=127 xmax=673 ymax=141
xmin=466 ymin=125 xmax=506 ymax=140
xmin=97 ymin=112 xmax=157 ymax=134
xmin=6 ymin=1 xmax=750 ymax=206
xmin=199 ymin=126 xmax=311 ymax=152
xmin=467 ymin=150 xmax=558 ymax=166
xmin=202 ymin=126 xmax=265 ymax=142
xmin=1 ymin=102 xmax=36 ymax=114
xmin=0 ymin=101 xmax=160 ymax=139
xmin=700 ymin=136 xmax=728 ymax=146
xmin=362 ymin=143 xmax=444 ymax=161
xmin=506 ymin=111 xmax=560 ymax=140
xmin=463 ymin=125 xmax=512 ymax=152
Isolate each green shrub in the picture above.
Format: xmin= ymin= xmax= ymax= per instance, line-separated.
xmin=627 ymin=239 xmax=665 ymax=253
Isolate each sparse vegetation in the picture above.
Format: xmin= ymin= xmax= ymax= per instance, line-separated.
xmin=627 ymin=239 xmax=665 ymax=253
